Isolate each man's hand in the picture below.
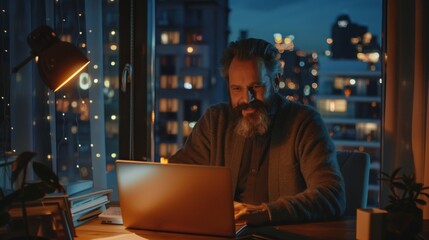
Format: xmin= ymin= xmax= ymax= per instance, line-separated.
xmin=234 ymin=201 xmax=271 ymax=226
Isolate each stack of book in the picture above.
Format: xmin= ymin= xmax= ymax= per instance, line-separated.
xmin=68 ymin=188 xmax=113 ymax=227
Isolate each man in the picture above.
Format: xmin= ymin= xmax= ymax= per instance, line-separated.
xmin=169 ymin=38 xmax=346 ymax=226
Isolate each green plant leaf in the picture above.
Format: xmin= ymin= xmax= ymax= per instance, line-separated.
xmin=11 ymin=151 xmax=37 ymax=183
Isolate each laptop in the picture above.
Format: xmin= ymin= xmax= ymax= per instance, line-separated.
xmin=115 ymin=160 xmax=238 ymax=238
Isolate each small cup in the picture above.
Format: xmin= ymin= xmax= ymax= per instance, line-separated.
xmin=356 ymin=208 xmax=388 ymax=240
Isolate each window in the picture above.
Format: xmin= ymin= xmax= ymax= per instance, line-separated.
xmin=159 ymin=75 xmax=179 ymax=89
xmin=185 ymin=30 xmax=204 ymax=44
xmin=1 ymin=0 xmax=120 ymax=199
xmin=160 ymin=31 xmax=180 ymax=45
xmin=159 ymin=98 xmax=179 ymax=113
xmin=185 ymin=54 xmax=203 ymax=67
xmin=160 ymin=55 xmax=176 ymax=74
xmin=2 ymin=0 xmax=383 ymax=207
xmin=183 ymin=75 xmax=203 ymax=89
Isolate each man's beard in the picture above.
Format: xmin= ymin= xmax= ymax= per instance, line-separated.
xmin=233 ymin=101 xmax=271 ymax=138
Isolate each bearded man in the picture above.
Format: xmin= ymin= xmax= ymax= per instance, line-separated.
xmin=169 ymin=38 xmax=346 ymax=226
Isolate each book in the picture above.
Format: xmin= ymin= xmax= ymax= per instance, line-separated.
xmin=73 ymin=205 xmax=107 ymax=227
xmin=98 ymin=206 xmax=123 ymax=225
xmin=71 ymin=195 xmax=109 ymax=215
xmin=68 ymin=188 xmax=113 ymax=227
xmin=68 ymin=188 xmax=112 ymax=204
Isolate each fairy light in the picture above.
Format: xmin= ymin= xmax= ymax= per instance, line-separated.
xmin=2 ymin=0 xmax=120 ymax=187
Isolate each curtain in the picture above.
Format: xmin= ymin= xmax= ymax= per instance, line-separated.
xmin=381 ymin=0 xmax=429 ymax=218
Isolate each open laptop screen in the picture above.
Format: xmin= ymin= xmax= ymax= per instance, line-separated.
xmin=116 ymin=160 xmax=236 ymax=238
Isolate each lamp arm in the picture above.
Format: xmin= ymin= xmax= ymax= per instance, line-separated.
xmin=12 ymin=54 xmax=35 ymax=73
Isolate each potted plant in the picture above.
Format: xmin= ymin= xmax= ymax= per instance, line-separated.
xmin=0 ymin=151 xmax=64 ymax=239
xmin=380 ymin=167 xmax=429 ymax=239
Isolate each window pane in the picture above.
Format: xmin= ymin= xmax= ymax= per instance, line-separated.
xmin=1 ymin=0 xmax=120 ymax=201
xmin=154 ymin=0 xmax=382 ymax=208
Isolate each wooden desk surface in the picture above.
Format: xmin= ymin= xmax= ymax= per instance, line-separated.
xmin=76 ymin=217 xmax=357 ymax=240
xmin=76 ymin=217 xmax=429 ymax=240
xmin=75 ymin=218 xmax=229 ymax=240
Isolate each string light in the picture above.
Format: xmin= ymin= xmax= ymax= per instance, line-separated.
xmin=2 ymin=0 xmax=121 ymax=186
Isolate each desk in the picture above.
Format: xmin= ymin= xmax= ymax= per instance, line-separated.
xmin=76 ymin=217 xmax=429 ymax=240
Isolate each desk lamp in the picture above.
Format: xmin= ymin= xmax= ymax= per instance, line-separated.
xmin=12 ymin=25 xmax=90 ymax=91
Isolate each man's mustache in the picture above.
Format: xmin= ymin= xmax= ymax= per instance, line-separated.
xmin=234 ymin=100 xmax=266 ymax=112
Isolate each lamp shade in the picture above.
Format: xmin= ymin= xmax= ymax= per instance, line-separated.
xmin=36 ymin=41 xmax=90 ymax=92
xmin=15 ymin=25 xmax=91 ymax=92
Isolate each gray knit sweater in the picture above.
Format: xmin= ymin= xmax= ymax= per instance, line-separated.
xmin=169 ymin=99 xmax=346 ymax=224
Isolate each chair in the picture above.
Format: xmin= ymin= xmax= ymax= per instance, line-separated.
xmin=336 ymin=151 xmax=371 ymax=216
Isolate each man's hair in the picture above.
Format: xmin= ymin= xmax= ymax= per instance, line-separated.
xmin=220 ymin=38 xmax=282 ymax=82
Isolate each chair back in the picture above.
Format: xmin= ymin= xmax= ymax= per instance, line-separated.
xmin=336 ymin=151 xmax=370 ymax=216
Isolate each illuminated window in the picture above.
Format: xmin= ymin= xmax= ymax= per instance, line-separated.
xmin=356 ymin=123 xmax=379 ymax=141
xmin=317 ymin=99 xmax=347 ymax=113
xmin=183 ymin=75 xmax=203 ymax=89
xmin=159 ymin=75 xmax=178 ymax=88
xmin=185 ymin=32 xmax=203 ymax=44
xmin=159 ymin=143 xmax=178 ymax=157
xmin=159 ymin=98 xmax=179 ymax=112
xmin=160 ymin=31 xmax=180 ymax=44
xmin=166 ymin=121 xmax=178 ymax=134
xmin=185 ymin=54 xmax=202 ymax=67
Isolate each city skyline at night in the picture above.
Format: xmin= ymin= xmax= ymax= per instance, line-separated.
xmin=229 ymin=0 xmax=383 ymax=53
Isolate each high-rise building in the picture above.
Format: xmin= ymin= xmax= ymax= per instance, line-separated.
xmin=317 ymin=15 xmax=382 ymax=206
xmin=317 ymin=56 xmax=382 ymax=206
xmin=155 ymin=0 xmax=230 ymax=162
xmin=273 ymin=34 xmax=319 ymax=106
xmin=330 ymin=14 xmax=378 ymax=59
xmin=268 ymin=14 xmax=382 ymax=206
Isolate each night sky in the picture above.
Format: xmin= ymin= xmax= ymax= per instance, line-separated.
xmin=229 ymin=0 xmax=383 ymax=53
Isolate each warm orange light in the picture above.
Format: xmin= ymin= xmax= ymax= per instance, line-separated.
xmin=53 ymin=60 xmax=90 ymax=92
xmin=160 ymin=157 xmax=169 ymax=164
